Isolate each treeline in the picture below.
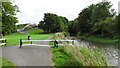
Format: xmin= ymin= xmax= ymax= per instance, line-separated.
xmin=38 ymin=13 xmax=69 ymax=33
xmin=69 ymin=1 xmax=119 ymax=39
xmin=1 ymin=2 xmax=19 ymax=35
xmin=38 ymin=1 xmax=119 ymax=39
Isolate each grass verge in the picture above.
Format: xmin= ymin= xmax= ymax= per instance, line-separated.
xmin=50 ymin=32 xmax=110 ymax=67
xmin=3 ymin=30 xmax=53 ymax=46
xmin=0 ymin=57 xmax=15 ymax=67
xmin=79 ymin=35 xmax=119 ymax=45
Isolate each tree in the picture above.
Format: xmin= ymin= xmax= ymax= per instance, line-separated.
xmin=116 ymin=14 xmax=120 ymax=34
xmin=91 ymin=1 xmax=113 ymax=26
xmin=1 ymin=2 xmax=19 ymax=35
xmin=58 ymin=16 xmax=68 ymax=32
xmin=68 ymin=19 xmax=78 ymax=34
xmin=92 ymin=17 xmax=116 ymax=37
xmin=70 ymin=1 xmax=116 ymax=38
xmin=43 ymin=13 xmax=60 ymax=32
xmin=77 ymin=4 xmax=95 ymax=34
xmin=68 ymin=20 xmax=74 ymax=33
xmin=90 ymin=1 xmax=116 ymax=36
xmin=38 ymin=13 xmax=69 ymax=33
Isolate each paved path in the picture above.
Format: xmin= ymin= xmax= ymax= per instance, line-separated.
xmin=2 ymin=36 xmax=54 ymax=66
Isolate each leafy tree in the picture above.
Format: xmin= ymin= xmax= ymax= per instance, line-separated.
xmin=92 ymin=17 xmax=116 ymax=37
xmin=90 ymin=1 xmax=116 ymax=36
xmin=114 ymin=14 xmax=120 ymax=39
xmin=91 ymin=1 xmax=114 ymax=26
xmin=116 ymin=14 xmax=120 ymax=33
xmin=43 ymin=13 xmax=60 ymax=32
xmin=38 ymin=13 xmax=69 ymax=33
xmin=1 ymin=2 xmax=19 ymax=35
xmin=0 ymin=3 xmax=2 ymax=34
xmin=75 ymin=1 xmax=116 ymax=37
xmin=77 ymin=4 xmax=95 ymax=34
xmin=68 ymin=19 xmax=78 ymax=34
xmin=58 ymin=16 xmax=68 ymax=32
xmin=68 ymin=20 xmax=74 ymax=33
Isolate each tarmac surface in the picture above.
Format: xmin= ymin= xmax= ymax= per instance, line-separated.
xmin=2 ymin=36 xmax=54 ymax=66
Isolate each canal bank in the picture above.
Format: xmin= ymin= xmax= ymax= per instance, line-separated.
xmin=71 ymin=36 xmax=119 ymax=66
xmin=50 ymin=32 xmax=110 ymax=66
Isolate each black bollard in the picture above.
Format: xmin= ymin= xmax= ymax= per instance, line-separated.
xmin=31 ymin=41 xmax=32 ymax=45
xmin=28 ymin=36 xmax=31 ymax=40
xmin=20 ymin=39 xmax=22 ymax=48
xmin=54 ymin=40 xmax=58 ymax=47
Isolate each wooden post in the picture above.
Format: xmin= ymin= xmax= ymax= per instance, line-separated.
xmin=54 ymin=40 xmax=55 ymax=47
xmin=1 ymin=39 xmax=3 ymax=43
xmin=20 ymin=39 xmax=22 ymax=48
xmin=72 ymin=40 xmax=74 ymax=45
xmin=31 ymin=41 xmax=32 ymax=45
xmin=5 ymin=39 xmax=6 ymax=46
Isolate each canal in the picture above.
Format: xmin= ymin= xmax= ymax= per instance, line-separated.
xmin=70 ymin=36 xmax=119 ymax=66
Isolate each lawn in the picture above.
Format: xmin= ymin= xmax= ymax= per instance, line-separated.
xmin=3 ymin=30 xmax=53 ymax=46
xmin=24 ymin=29 xmax=45 ymax=34
xmin=0 ymin=57 xmax=15 ymax=67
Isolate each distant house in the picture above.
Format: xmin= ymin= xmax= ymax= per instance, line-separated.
xmin=17 ymin=29 xmax=23 ymax=32
xmin=17 ymin=23 xmax=38 ymax=31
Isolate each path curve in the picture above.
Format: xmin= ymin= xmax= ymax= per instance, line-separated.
xmin=2 ymin=36 xmax=54 ymax=66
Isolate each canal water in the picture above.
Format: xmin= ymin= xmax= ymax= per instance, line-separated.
xmin=88 ymin=41 xmax=119 ymax=66
xmin=70 ymin=36 xmax=119 ymax=66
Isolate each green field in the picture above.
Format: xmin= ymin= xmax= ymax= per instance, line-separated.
xmin=3 ymin=30 xmax=53 ymax=46
xmin=24 ymin=30 xmax=45 ymax=34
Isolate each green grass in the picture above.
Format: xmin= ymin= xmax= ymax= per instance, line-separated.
xmin=88 ymin=36 xmax=118 ymax=43
xmin=3 ymin=30 xmax=53 ymax=46
xmin=50 ymin=32 xmax=109 ymax=67
xmin=24 ymin=29 xmax=45 ymax=34
xmin=80 ymin=35 xmax=118 ymax=44
xmin=0 ymin=57 xmax=15 ymax=67
xmin=50 ymin=43 xmax=71 ymax=66
xmin=50 ymin=42 xmax=109 ymax=66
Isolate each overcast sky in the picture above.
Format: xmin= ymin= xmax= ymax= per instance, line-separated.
xmin=14 ymin=0 xmax=120 ymax=24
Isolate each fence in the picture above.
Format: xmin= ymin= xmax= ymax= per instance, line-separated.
xmin=19 ymin=39 xmax=75 ymax=48
xmin=0 ymin=38 xmax=7 ymax=46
